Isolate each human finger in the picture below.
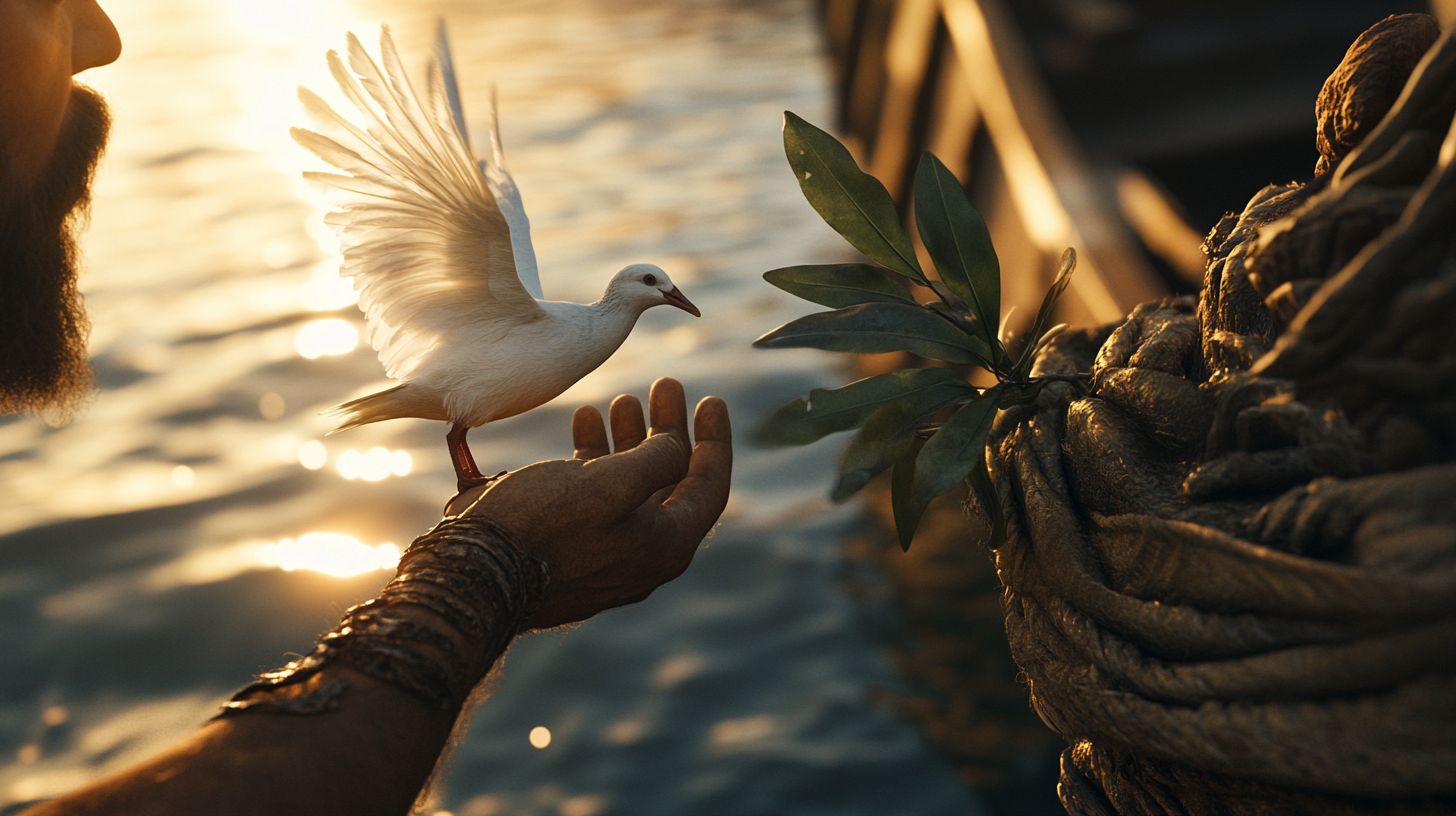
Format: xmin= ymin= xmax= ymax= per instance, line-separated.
xmin=573 ymin=405 xmax=610 ymax=460
xmin=577 ymin=431 xmax=691 ymax=512
xmin=693 ymin=395 xmax=732 ymax=445
xmin=659 ymin=397 xmax=733 ymax=536
xmin=645 ymin=379 xmax=690 ymax=503
xmin=646 ymin=378 xmax=690 ymax=452
xmin=609 ymin=394 xmax=647 ymax=451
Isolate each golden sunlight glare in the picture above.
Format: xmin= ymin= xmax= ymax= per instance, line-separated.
xmin=293 ymin=318 xmax=358 ymax=359
xmin=301 ymin=264 xmax=359 ymax=311
xmin=262 ymin=239 xmax=297 ymax=270
xmin=360 ymin=447 xmax=393 ymax=482
xmin=256 ymin=532 xmax=400 ymax=578
xmin=298 ymin=440 xmax=328 ymax=470
xmin=390 ymin=450 xmax=413 ymax=477
xmin=336 ymin=449 xmax=362 ymax=479
xmin=336 ymin=448 xmax=411 ymax=481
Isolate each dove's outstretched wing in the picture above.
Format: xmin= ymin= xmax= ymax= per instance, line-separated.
xmin=434 ymin=23 xmax=543 ymax=300
xmin=293 ymin=26 xmax=545 ymax=382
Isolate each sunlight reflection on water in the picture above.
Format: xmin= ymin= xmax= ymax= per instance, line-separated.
xmin=293 ymin=318 xmax=359 ymax=359
xmin=258 ymin=533 xmax=401 ymax=577
xmin=0 ymin=0 xmax=984 ymax=812
xmin=335 ymin=447 xmax=412 ymax=481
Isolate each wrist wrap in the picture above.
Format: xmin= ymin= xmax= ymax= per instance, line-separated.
xmin=217 ymin=516 xmax=549 ymax=716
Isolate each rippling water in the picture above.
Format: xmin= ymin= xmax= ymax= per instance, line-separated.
xmin=0 ymin=1 xmax=983 ymax=813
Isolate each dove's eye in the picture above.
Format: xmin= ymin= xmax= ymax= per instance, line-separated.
xmin=643 ymin=274 xmax=658 ymax=286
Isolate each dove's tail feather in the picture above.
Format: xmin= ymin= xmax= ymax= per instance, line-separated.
xmin=325 ymin=383 xmax=448 ymax=433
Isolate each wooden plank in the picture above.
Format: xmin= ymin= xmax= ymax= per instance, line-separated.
xmin=939 ymin=0 xmax=1167 ymax=323
xmin=822 ymin=0 xmax=863 ymax=124
xmin=924 ymin=39 xmax=980 ymax=182
xmin=869 ymin=0 xmax=943 ymax=196
xmin=1115 ymin=168 xmax=1207 ymax=287
xmin=844 ymin=0 xmax=899 ymax=156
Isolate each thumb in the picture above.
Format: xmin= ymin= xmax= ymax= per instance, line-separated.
xmin=577 ymin=431 xmax=691 ymax=511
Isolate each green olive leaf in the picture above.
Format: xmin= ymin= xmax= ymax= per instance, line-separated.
xmin=753 ymin=302 xmax=993 ymax=366
xmin=891 ymin=435 xmax=929 ymax=551
xmin=913 ymin=153 xmax=1001 ymax=355
xmin=783 ymin=112 xmax=926 ymax=284
xmin=763 ymin=263 xmax=919 ymax=309
xmin=895 ymin=386 xmax=1004 ymax=547
xmin=1016 ymin=248 xmax=1077 ymax=377
xmin=755 ymin=368 xmax=974 ymax=446
xmin=831 ymin=386 xmax=967 ymax=501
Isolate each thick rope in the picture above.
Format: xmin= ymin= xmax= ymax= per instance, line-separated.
xmin=984 ymin=14 xmax=1456 ymax=813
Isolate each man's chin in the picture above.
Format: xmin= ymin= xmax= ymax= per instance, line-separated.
xmin=0 ymin=84 xmax=110 ymax=423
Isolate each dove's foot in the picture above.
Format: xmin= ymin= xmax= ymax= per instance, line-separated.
xmin=447 ymin=422 xmax=494 ymax=498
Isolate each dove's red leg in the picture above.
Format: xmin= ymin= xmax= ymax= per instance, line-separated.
xmin=447 ymin=423 xmax=493 ymax=493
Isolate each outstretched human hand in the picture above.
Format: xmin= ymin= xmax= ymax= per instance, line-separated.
xmin=446 ymin=378 xmax=732 ymax=629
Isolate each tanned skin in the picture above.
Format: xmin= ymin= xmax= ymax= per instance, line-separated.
xmin=3 ymin=3 xmax=735 ymax=813
xmin=27 ymin=383 xmax=732 ymax=816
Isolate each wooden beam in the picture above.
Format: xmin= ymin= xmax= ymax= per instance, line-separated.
xmin=924 ymin=40 xmax=980 ymax=183
xmin=869 ymin=0 xmax=942 ymax=196
xmin=939 ymin=0 xmax=1167 ymax=323
xmin=1115 ymin=168 xmax=1207 ymax=288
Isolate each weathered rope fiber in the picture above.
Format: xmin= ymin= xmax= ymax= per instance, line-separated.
xmin=985 ymin=14 xmax=1456 ymax=814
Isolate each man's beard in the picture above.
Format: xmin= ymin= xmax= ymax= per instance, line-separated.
xmin=0 ymin=84 xmax=111 ymax=423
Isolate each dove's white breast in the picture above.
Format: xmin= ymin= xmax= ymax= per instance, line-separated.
xmin=410 ymin=300 xmax=639 ymax=428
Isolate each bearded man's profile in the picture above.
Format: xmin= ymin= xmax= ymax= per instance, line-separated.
xmin=0 ymin=84 xmax=111 ymax=422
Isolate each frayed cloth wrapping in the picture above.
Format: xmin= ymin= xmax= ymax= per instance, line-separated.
xmin=219 ymin=515 xmax=548 ymax=715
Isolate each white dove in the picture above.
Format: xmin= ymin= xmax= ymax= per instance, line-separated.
xmin=292 ymin=25 xmax=700 ymax=490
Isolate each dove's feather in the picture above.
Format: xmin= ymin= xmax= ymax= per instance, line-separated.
xmin=481 ymin=91 xmax=544 ymax=300
xmin=434 ymin=21 xmax=471 ymax=153
xmin=292 ymin=26 xmax=544 ymax=382
xmin=432 ymin=23 xmax=544 ymax=300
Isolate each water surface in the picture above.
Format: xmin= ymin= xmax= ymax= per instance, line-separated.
xmin=0 ymin=2 xmax=982 ymax=813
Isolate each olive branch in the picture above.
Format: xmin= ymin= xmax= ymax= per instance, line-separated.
xmin=754 ymin=112 xmax=1077 ymax=551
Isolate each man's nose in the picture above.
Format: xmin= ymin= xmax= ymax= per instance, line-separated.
xmin=72 ymin=1 xmax=123 ymax=75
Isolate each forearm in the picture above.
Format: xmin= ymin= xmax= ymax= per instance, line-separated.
xmin=26 ymin=517 xmax=546 ymax=816
xmin=23 ymin=384 xmax=731 ymax=815
xmin=25 ymin=667 xmax=458 ymax=816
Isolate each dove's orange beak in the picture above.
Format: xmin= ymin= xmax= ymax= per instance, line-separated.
xmin=663 ymin=286 xmax=701 ymax=317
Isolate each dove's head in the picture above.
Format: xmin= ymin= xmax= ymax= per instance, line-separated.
xmin=607 ymin=263 xmax=700 ymax=317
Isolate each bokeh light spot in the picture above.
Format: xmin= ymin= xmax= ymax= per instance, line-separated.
xmin=337 ymin=448 xmax=411 ymax=481
xmin=360 ymin=447 xmax=392 ymax=482
xmin=337 ymin=449 xmax=362 ymax=479
xmin=390 ymin=450 xmax=413 ymax=477
xmin=171 ymin=465 xmax=195 ymax=489
xmin=294 ymin=319 xmax=358 ymax=359
xmin=298 ymin=440 xmax=327 ymax=470
xmin=529 ymin=726 xmax=551 ymax=749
